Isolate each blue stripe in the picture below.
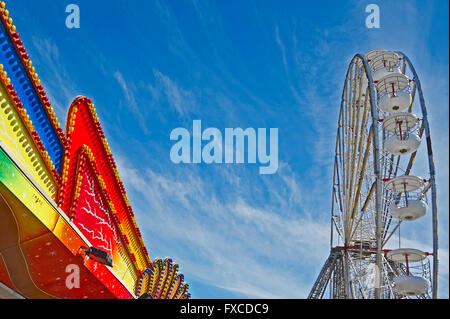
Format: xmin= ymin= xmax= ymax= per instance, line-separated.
xmin=0 ymin=22 xmax=63 ymax=173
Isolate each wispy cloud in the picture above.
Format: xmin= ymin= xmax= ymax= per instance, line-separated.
xmin=113 ymin=71 xmax=151 ymax=134
xmin=115 ymin=154 xmax=331 ymax=298
xmin=274 ymin=24 xmax=303 ymax=106
xmin=152 ymin=69 xmax=196 ymax=117
xmin=113 ymin=68 xmax=196 ymax=131
xmin=113 ymin=71 xmax=138 ymax=113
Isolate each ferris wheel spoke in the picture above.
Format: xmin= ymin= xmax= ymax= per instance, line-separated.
xmin=382 ymin=220 xmax=402 ymax=248
xmin=332 ymin=216 xmax=345 ymax=242
xmin=335 ymin=176 xmax=344 ymax=216
xmin=418 ymin=181 xmax=432 ymax=200
xmin=404 ymin=120 xmax=425 ymax=174
xmin=349 ymin=181 xmax=375 ymax=242
xmin=350 ymin=95 xmax=371 ymax=205
xmin=347 ymin=128 xmax=373 ymax=242
xmin=351 ymin=126 xmax=373 ymax=219
xmin=333 ymin=185 xmax=343 ymax=216
xmin=343 ymin=65 xmax=374 ymax=243
xmin=401 ymin=57 xmax=407 ymax=74
xmin=391 ymin=154 xmax=401 ymax=179
xmin=408 ymin=80 xmax=417 ymax=113
xmin=382 ymin=215 xmax=394 ymax=243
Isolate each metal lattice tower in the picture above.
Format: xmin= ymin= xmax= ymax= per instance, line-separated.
xmin=308 ymin=248 xmax=346 ymax=299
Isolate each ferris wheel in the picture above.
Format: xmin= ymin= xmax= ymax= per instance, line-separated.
xmin=309 ymin=50 xmax=438 ymax=299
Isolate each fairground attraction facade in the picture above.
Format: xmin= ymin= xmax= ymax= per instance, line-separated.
xmin=0 ymin=1 xmax=190 ymax=299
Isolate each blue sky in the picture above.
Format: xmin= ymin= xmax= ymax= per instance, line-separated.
xmin=7 ymin=0 xmax=448 ymax=298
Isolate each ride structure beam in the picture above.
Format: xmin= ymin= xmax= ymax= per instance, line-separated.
xmin=397 ymin=52 xmax=438 ymax=299
xmin=356 ymin=53 xmax=384 ymax=299
xmin=308 ymin=248 xmax=346 ymax=299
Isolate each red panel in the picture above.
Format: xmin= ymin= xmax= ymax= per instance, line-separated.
xmin=59 ymin=97 xmax=151 ymax=273
xmin=72 ymin=157 xmax=118 ymax=257
xmin=20 ymin=232 xmax=117 ymax=299
xmin=0 ymin=256 xmax=14 ymax=291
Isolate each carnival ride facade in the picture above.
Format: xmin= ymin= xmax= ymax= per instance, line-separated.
xmin=309 ymin=50 xmax=439 ymax=299
xmin=0 ymin=1 xmax=190 ymax=299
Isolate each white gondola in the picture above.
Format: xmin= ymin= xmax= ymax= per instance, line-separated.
xmin=382 ymin=112 xmax=421 ymax=155
xmin=379 ymin=91 xmax=412 ymax=113
xmin=393 ymin=276 xmax=431 ymax=296
xmin=382 ymin=112 xmax=420 ymax=133
xmin=385 ymin=175 xmax=424 ymax=193
xmin=385 ymin=132 xmax=421 ymax=155
xmin=386 ymin=175 xmax=427 ymax=222
xmin=368 ymin=51 xmax=400 ymax=72
xmin=375 ymin=73 xmax=410 ymax=95
xmin=389 ymin=199 xmax=427 ymax=221
xmin=358 ymin=50 xmax=401 ymax=97
xmin=356 ymin=49 xmax=387 ymax=70
xmin=373 ymin=66 xmax=402 ymax=83
xmin=368 ymin=51 xmax=401 ymax=82
xmin=386 ymin=248 xmax=427 ymax=263
xmin=365 ymin=49 xmax=387 ymax=64
xmin=387 ymin=249 xmax=430 ymax=296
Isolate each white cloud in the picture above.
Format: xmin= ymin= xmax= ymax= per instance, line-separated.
xmin=274 ymin=24 xmax=303 ymax=106
xmin=152 ymin=69 xmax=196 ymax=117
xmin=113 ymin=71 xmax=152 ymax=134
xmin=113 ymin=71 xmax=138 ymax=113
xmin=115 ymin=154 xmax=331 ymax=298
